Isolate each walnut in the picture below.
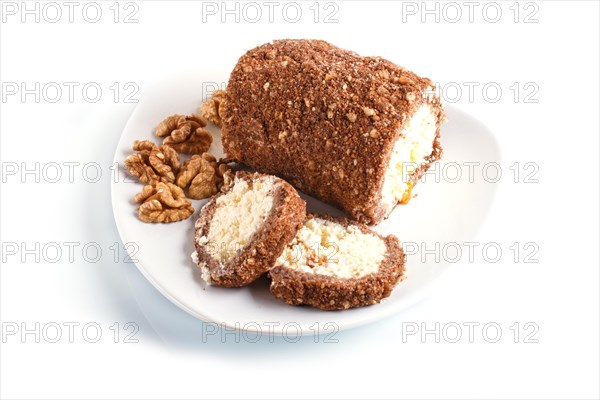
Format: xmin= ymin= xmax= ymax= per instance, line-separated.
xmin=124 ymin=141 xmax=180 ymax=184
xmin=175 ymin=153 xmax=232 ymax=199
xmin=134 ymin=182 xmax=194 ymax=223
xmin=155 ymin=114 xmax=202 ymax=138
xmin=218 ymin=163 xmax=234 ymax=192
xmin=172 ymin=129 xmax=212 ymax=154
xmin=149 ymin=145 xmax=180 ymax=183
xmin=132 ymin=140 xmax=157 ymax=154
xmin=155 ymin=114 xmax=212 ymax=154
xmin=124 ymin=153 xmax=159 ymax=184
xmin=177 ymin=153 xmax=216 ymax=189
xmin=200 ymin=90 xmax=227 ymax=127
xmin=133 ymin=184 xmax=159 ymax=203
xmin=189 ymin=161 xmax=218 ymax=200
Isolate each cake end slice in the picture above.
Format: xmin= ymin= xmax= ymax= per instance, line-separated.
xmin=194 ymin=171 xmax=306 ymax=287
xmin=269 ymin=214 xmax=406 ymax=310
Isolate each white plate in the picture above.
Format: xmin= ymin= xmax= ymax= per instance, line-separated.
xmin=111 ymin=70 xmax=500 ymax=335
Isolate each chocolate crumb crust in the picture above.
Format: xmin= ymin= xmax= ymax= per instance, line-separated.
xmin=222 ymin=39 xmax=445 ymax=225
xmin=269 ymin=214 xmax=406 ymax=311
xmin=194 ymin=171 xmax=306 ymax=287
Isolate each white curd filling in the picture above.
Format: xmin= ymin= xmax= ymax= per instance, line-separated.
xmin=380 ymin=104 xmax=437 ymax=212
xmin=276 ymin=217 xmax=387 ymax=279
xmin=198 ymin=176 xmax=274 ymax=264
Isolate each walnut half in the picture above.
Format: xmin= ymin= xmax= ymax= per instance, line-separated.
xmin=155 ymin=114 xmax=212 ymax=155
xmin=175 ymin=153 xmax=233 ymax=200
xmin=200 ymin=90 xmax=226 ymax=127
xmin=134 ymin=182 xmax=194 ymax=223
xmin=124 ymin=141 xmax=180 ymax=185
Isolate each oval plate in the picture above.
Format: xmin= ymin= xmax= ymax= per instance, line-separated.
xmin=111 ymin=70 xmax=500 ymax=335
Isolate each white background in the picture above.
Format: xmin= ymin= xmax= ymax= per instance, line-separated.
xmin=1 ymin=1 xmax=599 ymax=399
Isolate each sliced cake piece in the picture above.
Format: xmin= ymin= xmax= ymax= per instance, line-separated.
xmin=269 ymin=214 xmax=406 ymax=310
xmin=194 ymin=171 xmax=305 ymax=287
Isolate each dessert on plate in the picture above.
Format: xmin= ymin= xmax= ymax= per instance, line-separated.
xmin=221 ymin=39 xmax=445 ymax=224
xmin=269 ymin=214 xmax=406 ymax=310
xmin=193 ymin=171 xmax=305 ymax=287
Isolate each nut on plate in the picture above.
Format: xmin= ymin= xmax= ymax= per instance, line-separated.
xmin=124 ymin=153 xmax=158 ymax=184
xmin=155 ymin=114 xmax=213 ymax=154
xmin=218 ymin=163 xmax=234 ymax=192
xmin=176 ymin=153 xmax=233 ymax=199
xmin=199 ymin=90 xmax=226 ymax=127
xmin=124 ymin=140 xmax=180 ymax=184
xmin=134 ymin=182 xmax=194 ymax=223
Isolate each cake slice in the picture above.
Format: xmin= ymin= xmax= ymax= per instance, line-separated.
xmin=269 ymin=214 xmax=406 ymax=310
xmin=193 ymin=171 xmax=305 ymax=287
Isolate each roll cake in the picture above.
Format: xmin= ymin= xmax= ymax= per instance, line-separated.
xmin=270 ymin=214 xmax=406 ymax=310
xmin=221 ymin=39 xmax=445 ymax=225
xmin=193 ymin=171 xmax=305 ymax=287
